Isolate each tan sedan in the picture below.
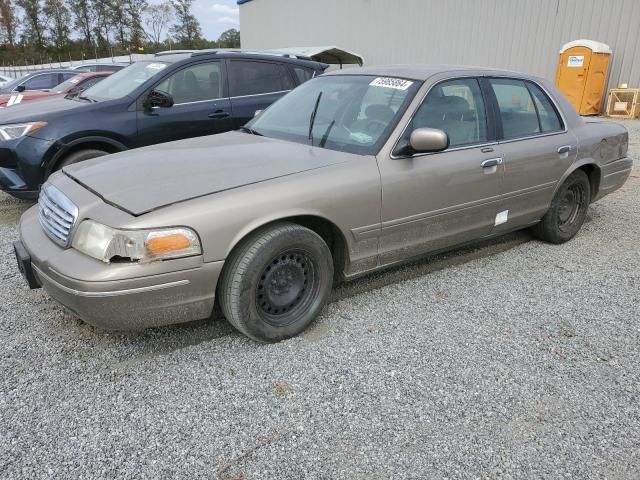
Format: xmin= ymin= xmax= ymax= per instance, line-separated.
xmin=14 ymin=66 xmax=631 ymax=342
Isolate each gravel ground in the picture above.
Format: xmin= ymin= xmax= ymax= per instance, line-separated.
xmin=1 ymin=119 xmax=639 ymax=479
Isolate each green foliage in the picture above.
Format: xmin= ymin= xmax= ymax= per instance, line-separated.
xmin=0 ymin=0 xmax=241 ymax=65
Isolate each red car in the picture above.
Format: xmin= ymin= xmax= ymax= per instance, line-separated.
xmin=0 ymin=71 xmax=112 ymax=108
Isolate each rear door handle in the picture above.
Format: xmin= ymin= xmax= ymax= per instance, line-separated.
xmin=557 ymin=145 xmax=573 ymax=155
xmin=208 ymin=110 xmax=230 ymax=119
xmin=481 ymin=158 xmax=503 ymax=168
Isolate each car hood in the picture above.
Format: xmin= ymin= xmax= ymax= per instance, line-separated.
xmin=0 ymin=95 xmax=84 ymax=122
xmin=63 ymin=131 xmax=353 ymax=215
xmin=0 ymin=91 xmax=53 ymax=106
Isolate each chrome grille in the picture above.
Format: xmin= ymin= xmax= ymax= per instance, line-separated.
xmin=38 ymin=184 xmax=78 ymax=247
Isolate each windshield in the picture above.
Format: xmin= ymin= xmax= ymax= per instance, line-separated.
xmin=82 ymin=61 xmax=169 ymax=100
xmin=246 ymin=75 xmax=420 ymax=155
xmin=52 ymin=75 xmax=84 ymax=93
xmin=0 ymin=75 xmax=26 ymax=91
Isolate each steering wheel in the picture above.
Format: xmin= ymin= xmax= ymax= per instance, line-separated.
xmin=365 ymin=119 xmax=388 ymax=136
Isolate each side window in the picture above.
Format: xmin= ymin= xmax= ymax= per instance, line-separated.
xmin=489 ymin=78 xmax=540 ymax=139
xmin=61 ymin=73 xmax=76 ymax=81
xmin=292 ymin=66 xmax=314 ymax=84
xmin=527 ymin=82 xmax=563 ymax=132
xmin=411 ymin=78 xmax=488 ymax=147
xmin=228 ymin=60 xmax=294 ymax=97
xmin=155 ymin=62 xmax=223 ymax=104
xmin=22 ymin=73 xmax=59 ymax=90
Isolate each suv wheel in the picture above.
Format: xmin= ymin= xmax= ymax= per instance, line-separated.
xmin=57 ymin=149 xmax=108 ymax=170
xmin=218 ymin=222 xmax=334 ymax=343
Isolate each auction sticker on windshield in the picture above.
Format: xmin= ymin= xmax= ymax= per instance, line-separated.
xmin=369 ymin=77 xmax=413 ymax=90
xmin=146 ymin=63 xmax=167 ymax=71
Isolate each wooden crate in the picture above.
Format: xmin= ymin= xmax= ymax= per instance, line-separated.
xmin=606 ymin=88 xmax=640 ymax=119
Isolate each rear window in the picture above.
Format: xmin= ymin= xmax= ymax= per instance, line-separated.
xmin=228 ymin=60 xmax=294 ymax=97
xmin=292 ymin=66 xmax=315 ymax=84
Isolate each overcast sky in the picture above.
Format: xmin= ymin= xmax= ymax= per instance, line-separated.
xmin=193 ymin=1 xmax=241 ymax=40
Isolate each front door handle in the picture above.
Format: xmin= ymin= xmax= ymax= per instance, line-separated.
xmin=481 ymin=158 xmax=503 ymax=168
xmin=208 ymin=110 xmax=230 ymax=119
xmin=557 ymin=145 xmax=573 ymax=155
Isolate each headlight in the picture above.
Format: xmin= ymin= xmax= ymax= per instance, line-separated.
xmin=71 ymin=220 xmax=201 ymax=263
xmin=0 ymin=121 xmax=47 ymax=140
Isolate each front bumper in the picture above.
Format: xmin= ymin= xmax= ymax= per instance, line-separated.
xmin=17 ymin=206 xmax=223 ymax=330
xmin=0 ymin=135 xmax=56 ymax=198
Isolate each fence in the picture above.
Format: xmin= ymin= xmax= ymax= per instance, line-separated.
xmin=0 ymin=54 xmax=155 ymax=78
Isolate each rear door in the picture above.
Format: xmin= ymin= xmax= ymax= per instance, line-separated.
xmin=485 ymin=77 xmax=577 ymax=232
xmin=227 ymin=59 xmax=295 ymax=128
xmin=135 ymin=60 xmax=233 ymax=146
xmin=378 ymin=77 xmax=503 ymax=265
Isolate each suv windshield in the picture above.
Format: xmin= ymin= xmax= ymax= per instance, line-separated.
xmin=82 ymin=61 xmax=169 ymax=101
xmin=246 ymin=75 xmax=420 ymax=155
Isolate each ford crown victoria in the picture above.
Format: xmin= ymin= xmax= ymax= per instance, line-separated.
xmin=14 ymin=65 xmax=631 ymax=342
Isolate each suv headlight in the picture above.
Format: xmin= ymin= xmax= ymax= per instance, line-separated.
xmin=0 ymin=121 xmax=47 ymax=140
xmin=71 ymin=220 xmax=201 ymax=263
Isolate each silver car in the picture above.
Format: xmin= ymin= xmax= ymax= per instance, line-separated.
xmin=14 ymin=66 xmax=631 ymax=342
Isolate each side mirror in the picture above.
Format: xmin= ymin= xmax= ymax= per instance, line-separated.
xmin=409 ymin=128 xmax=449 ymax=153
xmin=16 ymin=85 xmax=25 ymax=92
xmin=143 ymin=89 xmax=174 ymax=110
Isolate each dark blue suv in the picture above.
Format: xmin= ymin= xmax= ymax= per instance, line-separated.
xmin=0 ymin=51 xmax=327 ymax=199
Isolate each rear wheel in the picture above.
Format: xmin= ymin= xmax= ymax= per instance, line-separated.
xmin=56 ymin=148 xmax=108 ymax=170
xmin=218 ymin=222 xmax=334 ymax=343
xmin=532 ymin=169 xmax=591 ymax=244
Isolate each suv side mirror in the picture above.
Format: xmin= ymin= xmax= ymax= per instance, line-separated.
xmin=16 ymin=85 xmax=26 ymax=92
xmin=394 ymin=128 xmax=449 ymax=156
xmin=143 ymin=89 xmax=174 ymax=110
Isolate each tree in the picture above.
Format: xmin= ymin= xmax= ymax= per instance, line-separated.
xmin=217 ymin=28 xmax=239 ymax=48
xmin=69 ymin=0 xmax=93 ymax=47
xmin=92 ymin=0 xmax=113 ymax=52
xmin=0 ymin=0 xmax=19 ymax=47
xmin=16 ymin=0 xmax=48 ymax=48
xmin=169 ymin=0 xmax=201 ymax=47
xmin=124 ymin=0 xmax=148 ymax=49
xmin=45 ymin=0 xmax=71 ymax=50
xmin=144 ymin=1 xmax=170 ymax=48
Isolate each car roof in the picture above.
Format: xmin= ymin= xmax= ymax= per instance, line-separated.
xmin=325 ymin=64 xmax=530 ymax=81
xmin=152 ymin=50 xmax=327 ymax=69
xmin=24 ymin=69 xmax=78 ymax=75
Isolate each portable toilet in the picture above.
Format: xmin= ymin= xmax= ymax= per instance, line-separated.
xmin=555 ymin=39 xmax=612 ymax=115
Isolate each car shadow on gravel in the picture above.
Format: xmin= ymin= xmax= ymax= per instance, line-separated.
xmin=0 ymin=194 xmax=33 ymax=225
xmin=74 ymin=228 xmax=534 ymax=361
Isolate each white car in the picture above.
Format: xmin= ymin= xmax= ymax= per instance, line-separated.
xmin=0 ymin=74 xmax=13 ymax=87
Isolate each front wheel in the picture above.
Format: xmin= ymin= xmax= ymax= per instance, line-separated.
xmin=532 ymin=169 xmax=591 ymax=244
xmin=218 ymin=222 xmax=334 ymax=342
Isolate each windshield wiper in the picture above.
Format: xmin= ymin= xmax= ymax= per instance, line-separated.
xmin=238 ymin=126 xmax=263 ymax=136
xmin=77 ymin=95 xmax=97 ymax=103
xmin=319 ymin=120 xmax=335 ymax=148
xmin=308 ymin=91 xmax=323 ymax=146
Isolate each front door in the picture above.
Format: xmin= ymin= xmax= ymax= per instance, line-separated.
xmin=378 ymin=77 xmax=504 ymax=266
xmin=135 ymin=60 xmax=234 ymax=147
xmin=486 ymin=78 xmax=578 ymax=233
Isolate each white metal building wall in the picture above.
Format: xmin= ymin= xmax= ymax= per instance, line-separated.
xmin=239 ymin=0 xmax=640 ymax=91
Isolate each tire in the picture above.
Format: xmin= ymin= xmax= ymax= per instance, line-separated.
xmin=532 ymin=169 xmax=591 ymax=244
xmin=56 ymin=149 xmax=108 ymax=170
xmin=218 ymin=222 xmax=334 ymax=343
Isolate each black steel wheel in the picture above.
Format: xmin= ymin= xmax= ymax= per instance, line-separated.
xmin=532 ymin=169 xmax=591 ymax=244
xmin=218 ymin=222 xmax=333 ymax=342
